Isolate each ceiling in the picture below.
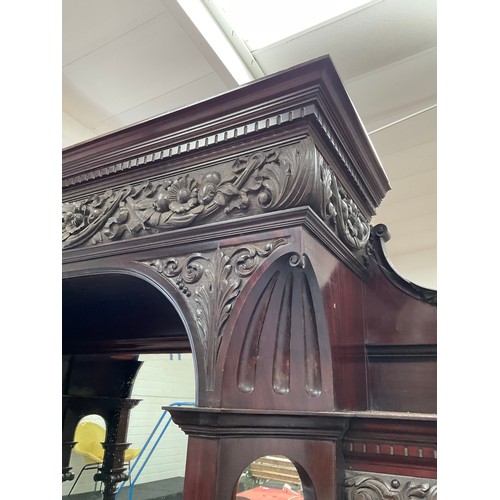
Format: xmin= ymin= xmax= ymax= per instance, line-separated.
xmin=62 ymin=0 xmax=437 ymax=289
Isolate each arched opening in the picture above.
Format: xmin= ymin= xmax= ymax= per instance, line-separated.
xmin=234 ymin=455 xmax=306 ymax=499
xmin=62 ymin=272 xmax=197 ymax=498
xmin=62 ymin=273 xmax=192 ymax=356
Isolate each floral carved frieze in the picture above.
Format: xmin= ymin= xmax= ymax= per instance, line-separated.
xmin=345 ymin=473 xmax=437 ymax=500
xmin=139 ymin=238 xmax=288 ymax=390
xmin=62 ymin=139 xmax=316 ymax=250
xmin=62 ymin=137 xmax=372 ymax=257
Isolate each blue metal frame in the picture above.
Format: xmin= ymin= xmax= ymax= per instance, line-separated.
xmin=115 ymin=401 xmax=196 ymax=499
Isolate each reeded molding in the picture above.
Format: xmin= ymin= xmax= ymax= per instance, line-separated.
xmin=138 ymin=238 xmax=288 ymax=391
xmin=345 ymin=471 xmax=437 ymax=499
xmin=236 ymin=253 xmax=323 ymax=399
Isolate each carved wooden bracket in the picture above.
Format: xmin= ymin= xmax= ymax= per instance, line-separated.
xmin=138 ymin=238 xmax=288 ymax=390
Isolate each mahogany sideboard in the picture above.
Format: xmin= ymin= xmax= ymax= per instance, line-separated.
xmin=62 ymin=55 xmax=437 ymax=500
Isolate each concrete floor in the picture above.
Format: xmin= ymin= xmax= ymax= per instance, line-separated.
xmin=62 ymin=476 xmax=184 ymax=500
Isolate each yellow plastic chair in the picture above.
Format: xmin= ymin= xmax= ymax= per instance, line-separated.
xmin=68 ymin=421 xmax=141 ymax=496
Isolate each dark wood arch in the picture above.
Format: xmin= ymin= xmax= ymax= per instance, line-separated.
xmin=62 ymin=269 xmax=201 ymax=357
xmin=62 ymin=56 xmax=437 ymax=499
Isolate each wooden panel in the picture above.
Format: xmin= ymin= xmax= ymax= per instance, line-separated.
xmin=323 ymin=262 xmax=369 ymax=410
xmin=362 ymin=270 xmax=436 ymax=346
xmin=183 ymin=437 xmax=219 ymax=500
xmin=368 ymin=355 xmax=437 ymax=413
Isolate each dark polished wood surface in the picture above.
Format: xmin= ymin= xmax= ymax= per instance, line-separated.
xmin=62 ymin=56 xmax=436 ymax=499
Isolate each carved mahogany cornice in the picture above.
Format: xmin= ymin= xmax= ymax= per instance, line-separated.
xmin=63 ymin=57 xmax=390 ymax=216
xmin=62 ymin=139 xmax=315 ymax=249
xmin=62 ymin=136 xmax=373 ymax=279
xmin=138 ymin=238 xmax=288 ymax=390
xmin=62 ymin=104 xmax=376 ymax=213
xmin=345 ymin=471 xmax=437 ymax=499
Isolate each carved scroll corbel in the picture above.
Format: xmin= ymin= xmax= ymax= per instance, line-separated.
xmin=139 ymin=238 xmax=288 ymax=390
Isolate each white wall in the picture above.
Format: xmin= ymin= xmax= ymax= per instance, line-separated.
xmin=128 ymin=353 xmax=196 ymax=485
xmin=62 ymin=353 xmax=196 ymax=496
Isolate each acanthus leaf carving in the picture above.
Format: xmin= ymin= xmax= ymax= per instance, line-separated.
xmin=336 ymin=176 xmax=371 ymax=250
xmin=140 ymin=238 xmax=288 ymax=391
xmin=318 ymin=153 xmax=371 ymax=251
xmin=193 ymin=248 xmax=241 ymax=389
xmin=319 ymin=156 xmax=337 ymax=230
xmin=62 ymin=139 xmax=315 ymax=250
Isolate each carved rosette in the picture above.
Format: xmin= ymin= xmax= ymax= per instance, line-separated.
xmin=345 ymin=473 xmax=437 ymax=500
xmin=140 ymin=238 xmax=288 ymax=390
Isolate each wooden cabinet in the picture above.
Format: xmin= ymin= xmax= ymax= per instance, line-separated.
xmin=63 ymin=56 xmax=436 ymax=499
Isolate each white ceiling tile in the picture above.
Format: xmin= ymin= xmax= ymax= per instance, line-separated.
xmin=370 ymin=107 xmax=437 ymax=155
xmin=377 ymin=140 xmax=437 ymax=182
xmin=380 ymin=212 xmax=436 ymax=239
xmin=62 ymin=75 xmax=115 ymax=131
xmin=62 ymin=0 xmax=168 ymax=65
xmin=91 ymin=72 xmax=229 ymax=136
xmin=63 ymin=11 xmax=215 ymax=118
xmin=376 ymin=169 xmax=436 ymax=206
xmin=252 ymin=0 xmax=436 ymax=81
xmin=62 ymin=111 xmax=96 ymax=148
xmin=344 ymin=48 xmax=437 ymax=131
xmin=374 ymin=199 xmax=436 ymax=255
xmin=382 ymin=228 xmax=436 ymax=257
xmin=374 ymin=193 xmax=436 ymax=224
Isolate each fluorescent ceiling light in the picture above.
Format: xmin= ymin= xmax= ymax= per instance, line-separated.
xmin=209 ymin=0 xmax=380 ymax=50
xmin=177 ymin=0 xmax=255 ymax=85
